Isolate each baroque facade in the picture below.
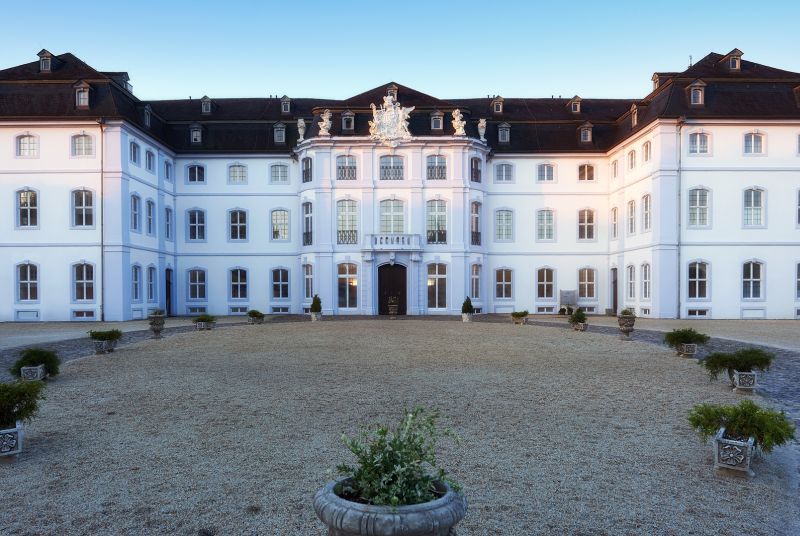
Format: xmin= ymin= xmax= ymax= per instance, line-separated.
xmin=1 ymin=48 xmax=799 ymax=321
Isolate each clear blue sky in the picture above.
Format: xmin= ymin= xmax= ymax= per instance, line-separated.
xmin=1 ymin=0 xmax=798 ymax=101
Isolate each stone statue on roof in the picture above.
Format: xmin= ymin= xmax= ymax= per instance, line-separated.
xmin=369 ymin=94 xmax=415 ymax=147
xmin=452 ymin=109 xmax=466 ymax=136
xmin=318 ymin=109 xmax=332 ymax=136
xmin=297 ymin=118 xmax=306 ymax=142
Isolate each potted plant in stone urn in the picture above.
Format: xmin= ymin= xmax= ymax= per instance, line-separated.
xmin=192 ymin=314 xmax=217 ymax=331
xmin=148 ymin=309 xmax=166 ymax=339
xmin=310 ymin=295 xmax=323 ymax=322
xmin=664 ymin=328 xmax=710 ymax=357
xmin=461 ymin=297 xmax=474 ymax=323
xmin=688 ymin=399 xmax=795 ymax=476
xmin=247 ymin=309 xmax=265 ymax=325
xmin=617 ymin=308 xmax=636 ymax=340
xmin=314 ymin=408 xmax=467 ymax=536
xmin=569 ymin=307 xmax=587 ymax=331
xmin=387 ymin=296 xmax=399 ymax=318
xmin=701 ymin=348 xmax=774 ymax=392
xmin=0 ymin=380 xmax=45 ymax=459
xmin=88 ymin=329 xmax=123 ymax=354
xmin=510 ymin=310 xmax=529 ymax=325
xmin=10 ymin=348 xmax=60 ymax=382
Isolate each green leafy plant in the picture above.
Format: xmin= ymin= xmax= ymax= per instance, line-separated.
xmin=10 ymin=348 xmax=60 ymax=378
xmin=247 ymin=309 xmax=264 ymax=319
xmin=702 ymin=348 xmax=774 ymax=382
xmin=664 ymin=328 xmax=710 ymax=349
xmin=619 ymin=308 xmax=635 ymax=317
xmin=558 ymin=307 xmax=567 ymax=316
xmin=569 ymin=308 xmax=587 ymax=325
xmin=87 ymin=329 xmax=123 ymax=341
xmin=0 ymin=381 xmax=45 ymax=429
xmin=688 ymin=399 xmax=795 ymax=453
xmin=148 ymin=309 xmax=165 ymax=317
xmin=510 ymin=310 xmax=529 ymax=319
xmin=192 ymin=314 xmax=216 ymax=324
xmin=311 ymin=295 xmax=322 ymax=313
xmin=335 ymin=408 xmax=459 ymax=507
xmin=566 ymin=306 xmax=574 ymax=315
xmin=461 ymin=297 xmax=474 ymax=315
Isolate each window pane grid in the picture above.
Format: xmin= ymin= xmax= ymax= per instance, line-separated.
xmin=496 ymin=210 xmax=513 ymax=240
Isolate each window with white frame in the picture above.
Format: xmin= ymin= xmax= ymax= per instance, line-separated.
xmin=132 ymin=265 xmax=142 ymax=301
xmin=271 ymin=209 xmax=289 ymax=240
xmin=495 ymin=209 xmax=513 ymax=241
xmin=146 ymin=200 xmax=155 ymax=235
xmin=496 ymin=163 xmax=513 ymax=182
xmin=627 ymin=200 xmax=635 ymax=234
xmin=496 ymin=269 xmax=512 ymax=298
xmin=145 ymin=151 xmax=155 ymax=172
xmin=427 ymin=264 xmax=447 ymax=309
xmin=270 ymin=164 xmax=288 ymax=184
xmin=188 ymin=269 xmax=206 ymax=300
xmin=144 ymin=107 xmax=151 ymax=128
xmin=187 ymin=209 xmax=206 ymax=240
xmin=641 ymin=263 xmax=651 ymax=300
xmin=302 ymin=202 xmax=313 ymax=246
xmin=612 ymin=160 xmax=618 ymax=178
xmin=537 ymin=163 xmax=554 ymax=182
xmin=130 ymin=195 xmax=141 ymax=231
xmin=71 ymin=134 xmax=93 ymax=156
xmin=17 ymin=263 xmax=38 ymax=301
xmin=470 ymin=158 xmax=481 ymax=183
xmin=426 ymin=155 xmax=446 ymax=180
xmin=426 ymin=200 xmax=447 ymax=244
xmin=578 ymin=209 xmax=595 ymax=240
xmin=642 ymin=194 xmax=652 ymax=231
xmin=76 ymin=88 xmax=89 ymax=108
xmin=690 ymin=88 xmax=703 ymax=105
xmin=688 ymin=188 xmax=710 ymax=227
xmin=578 ymin=164 xmax=594 ymax=181
xmin=498 ymin=124 xmax=510 ymax=143
xmin=744 ymin=132 xmax=764 ymax=154
xmin=336 ymin=155 xmax=357 ymax=180
xmin=229 ymin=210 xmax=247 ymax=240
xmin=610 ymin=207 xmax=618 ymax=239
xmin=537 ymin=268 xmax=554 ymax=299
xmin=689 ymin=132 xmax=709 ymax=154
xmin=229 ymin=164 xmax=247 ymax=184
xmin=16 ymin=135 xmax=38 ymax=157
xmin=72 ymin=189 xmax=93 ymax=227
xmin=165 ymin=207 xmax=173 ymax=240
xmin=273 ymin=123 xmax=286 ymax=144
xmin=379 ymin=156 xmax=403 ymax=180
xmin=628 ymin=150 xmax=636 ymax=169
xmin=272 ymin=268 xmax=289 ymax=299
xmin=342 ymin=112 xmax=354 ymax=131
xmin=470 ymin=264 xmax=481 ymax=300
xmin=190 ymin=126 xmax=202 ymax=144
xmin=165 ymin=161 xmax=172 ymax=181
xmin=302 ymin=157 xmax=313 ymax=183
xmin=303 ymin=264 xmax=313 ymax=300
xmin=688 ymin=262 xmax=708 ymax=299
xmin=470 ymin=202 xmax=481 ymax=246
xmin=73 ymin=263 xmax=94 ymax=301
xmin=643 ymin=141 xmax=652 ymax=162
xmin=626 ymin=265 xmax=635 ymax=299
xmin=536 ymin=209 xmax=554 ymax=241
xmin=17 ymin=189 xmax=38 ymax=228
xmin=230 ymin=268 xmax=247 ymax=299
xmin=578 ymin=268 xmax=595 ymax=299
xmin=631 ymin=107 xmax=638 ymax=127
xmin=379 ymin=199 xmax=404 ymax=233
xmin=580 ymin=127 xmax=591 ymax=143
xmin=430 ymin=113 xmax=443 ymax=130
xmin=147 ymin=266 xmax=156 ymax=301
xmin=337 ymin=200 xmax=358 ymax=244
xmin=743 ymin=188 xmax=765 ymax=227
xmin=742 ymin=261 xmax=763 ymax=299
xmin=130 ymin=142 xmax=140 ymax=164
xmin=188 ymin=164 xmax=205 ymax=183
xmin=337 ymin=263 xmax=358 ymax=308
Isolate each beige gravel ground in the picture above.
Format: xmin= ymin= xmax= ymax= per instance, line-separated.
xmin=1 ymin=320 xmax=797 ymax=535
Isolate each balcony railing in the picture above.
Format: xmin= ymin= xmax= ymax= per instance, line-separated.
xmin=426 ymin=165 xmax=446 ymax=180
xmin=337 ymin=230 xmax=358 ymax=245
xmin=426 ymin=230 xmax=447 ymax=244
xmin=337 ymin=165 xmax=357 ymax=180
xmin=380 ymin=165 xmax=404 ymax=180
xmin=302 ymin=231 xmax=313 ymax=246
xmin=471 ymin=231 xmax=481 ymax=246
xmin=365 ymin=233 xmax=421 ymax=250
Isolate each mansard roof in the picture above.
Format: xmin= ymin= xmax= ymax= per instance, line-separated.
xmin=1 ymin=50 xmax=799 ymax=154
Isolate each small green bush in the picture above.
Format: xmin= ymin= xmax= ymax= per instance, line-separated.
xmin=664 ymin=328 xmax=710 ymax=349
xmin=335 ymin=408 xmax=459 ymax=507
xmin=148 ymin=309 xmax=165 ymax=317
xmin=558 ymin=307 xmax=567 ymax=316
xmin=10 ymin=348 xmax=60 ymax=378
xmin=688 ymin=399 xmax=795 ymax=453
xmin=510 ymin=310 xmax=529 ymax=319
xmin=247 ymin=309 xmax=264 ymax=319
xmin=566 ymin=306 xmax=574 ymax=315
xmin=87 ymin=329 xmax=123 ymax=341
xmin=702 ymin=348 xmax=774 ymax=381
xmin=619 ymin=308 xmax=635 ymax=317
xmin=311 ymin=295 xmax=322 ymax=313
xmin=569 ymin=308 xmax=587 ymax=325
xmin=0 ymin=381 xmax=45 ymax=428
xmin=192 ymin=314 xmax=216 ymax=323
xmin=461 ymin=297 xmax=474 ymax=315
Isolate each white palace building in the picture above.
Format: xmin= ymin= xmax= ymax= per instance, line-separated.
xmin=1 ymin=48 xmax=799 ymax=321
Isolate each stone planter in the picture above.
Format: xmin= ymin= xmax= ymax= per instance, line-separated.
xmin=314 ymin=478 xmax=467 ymax=536
xmin=572 ymin=322 xmax=587 ymax=332
xmin=714 ymin=427 xmax=755 ymax=476
xmin=247 ymin=316 xmax=265 ymax=325
xmin=93 ymin=340 xmax=116 ymax=354
xmin=0 ymin=421 xmax=23 ymax=458
xmin=733 ymin=370 xmax=757 ymax=392
xmin=511 ymin=316 xmax=526 ymax=325
xmin=310 ymin=312 xmax=322 ymax=322
xmin=617 ymin=315 xmax=636 ymax=340
xmin=387 ymin=304 xmax=399 ymax=317
xmin=194 ymin=321 xmax=216 ymax=331
xmin=148 ymin=314 xmax=166 ymax=339
xmin=677 ymin=343 xmax=697 ymax=357
xmin=461 ymin=313 xmax=473 ymax=323
xmin=20 ymin=364 xmax=46 ymax=381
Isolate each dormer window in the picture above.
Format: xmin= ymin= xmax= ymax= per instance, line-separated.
xmin=38 ymin=50 xmax=52 ymax=73
xmin=571 ymin=102 xmax=580 ymax=113
xmin=568 ymin=96 xmax=581 ymax=114
xmin=492 ymin=97 xmax=504 ymax=114
xmin=201 ymin=96 xmax=211 ymax=115
xmin=729 ymin=56 xmax=741 ymax=71
xmin=190 ymin=124 xmax=202 ymax=144
xmin=691 ymin=88 xmax=703 ymax=105
xmin=720 ymin=49 xmax=743 ymax=72
xmin=631 ymin=105 xmax=638 ymax=128
xmin=342 ymin=111 xmax=354 ymax=131
xmin=273 ymin=123 xmax=286 ymax=144
xmin=651 ymin=73 xmax=660 ymax=91
xmin=75 ymin=87 xmax=89 ymax=109
xmin=579 ymin=122 xmax=592 ymax=143
xmin=430 ymin=111 xmax=444 ymax=130
xmin=498 ymin=123 xmax=510 ymax=144
xmin=386 ymin=84 xmax=398 ymax=100
xmin=143 ymin=106 xmax=152 ymax=128
xmin=688 ymin=80 xmax=706 ymax=106
xmin=281 ymin=96 xmax=291 ymax=114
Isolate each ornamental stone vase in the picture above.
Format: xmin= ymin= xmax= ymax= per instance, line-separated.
xmin=714 ymin=427 xmax=755 ymax=476
xmin=311 ymin=312 xmax=322 ymax=322
xmin=148 ymin=314 xmax=166 ymax=339
xmin=0 ymin=421 xmax=23 ymax=459
xmin=314 ymin=479 xmax=467 ymax=536
xmin=461 ymin=313 xmax=472 ymax=323
xmin=20 ymin=364 xmax=46 ymax=381
xmin=617 ymin=315 xmax=636 ymax=340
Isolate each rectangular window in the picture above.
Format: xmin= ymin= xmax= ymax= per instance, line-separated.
xmin=578 ymin=268 xmax=595 ymax=299
xmin=146 ymin=151 xmax=155 ymax=172
xmin=338 ymin=263 xmax=358 ymax=308
xmin=188 ymin=210 xmax=206 ymax=241
xmin=146 ymin=200 xmax=155 ymax=235
xmin=188 ymin=165 xmax=205 ymax=183
xmin=688 ymin=262 xmax=708 ymax=299
xmin=742 ymin=262 xmax=762 ymax=299
xmin=304 ymin=264 xmax=313 ymax=300
xmin=272 ymin=269 xmax=289 ymax=299
xmin=302 ymin=158 xmax=313 ymax=183
xmin=147 ymin=266 xmax=156 ymax=301
xmin=744 ymin=133 xmax=764 ymax=154
xmin=18 ymin=190 xmax=38 ymax=227
xmin=131 ymin=196 xmax=140 ymax=231
xmin=642 ymin=195 xmax=652 ymax=231
xmin=271 ymin=164 xmax=288 ymax=184
xmin=271 ymin=210 xmax=289 ymax=240
xmin=165 ymin=208 xmax=173 ymax=240
xmin=537 ymin=268 xmax=554 ymax=299
xmin=611 ymin=208 xmax=618 ymax=239
xmin=303 ymin=203 xmax=313 ymax=246
xmin=627 ymin=201 xmax=635 ymax=234
xmin=537 ymin=210 xmax=554 ymax=240
xmin=165 ymin=162 xmax=172 ymax=181
xmin=17 ymin=264 xmax=38 ymax=301
xmin=470 ymin=264 xmax=481 ymax=300
xmin=231 ymin=269 xmax=248 ymax=299
xmin=426 ymin=200 xmax=447 ymax=244
xmin=495 ymin=164 xmax=513 ymax=183
xmin=537 ymin=164 xmax=554 ymax=182
xmin=229 ymin=210 xmax=247 ymax=240
xmin=688 ymin=189 xmax=709 ymax=227
xmin=689 ymin=133 xmax=708 ymax=154
xmin=796 ymin=263 xmax=800 ymax=300
xmin=495 ymin=210 xmax=513 ymax=241
xmin=627 ymin=266 xmax=635 ymax=299
xmin=379 ymin=200 xmax=404 ymax=234
xmin=642 ymin=264 xmax=651 ymax=300
xmin=495 ymin=269 xmax=512 ymax=299
xmin=229 ymin=165 xmax=247 ymax=184
xmin=380 ymin=156 xmax=404 ymax=180
xmin=578 ymin=209 xmax=594 ymax=240
xmin=470 ymin=158 xmax=481 ymax=183
xmin=426 ymin=155 xmax=446 ymax=180
xmin=470 ymin=203 xmax=481 ymax=246
xmin=72 ymin=135 xmax=93 ymax=156
xmin=336 ymin=156 xmax=357 ymax=180
xmin=189 ymin=269 xmax=207 ymax=300
xmin=132 ymin=266 xmax=141 ymax=301
xmin=73 ymin=190 xmax=94 ymax=227
xmin=426 ymin=264 xmax=447 ymax=309
xmin=337 ymin=200 xmax=358 ymax=244
xmin=743 ymin=189 xmax=764 ymax=226
xmin=74 ymin=264 xmax=94 ymax=301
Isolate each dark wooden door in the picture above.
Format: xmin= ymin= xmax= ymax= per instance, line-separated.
xmin=378 ymin=264 xmax=407 ymax=315
xmin=165 ymin=268 xmax=173 ymax=316
xmin=610 ymin=268 xmax=618 ymax=314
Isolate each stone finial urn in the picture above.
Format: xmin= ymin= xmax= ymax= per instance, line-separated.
xmin=148 ymin=312 xmax=166 ymax=339
xmin=617 ymin=312 xmax=636 ymax=340
xmin=314 ymin=479 xmax=467 ymax=536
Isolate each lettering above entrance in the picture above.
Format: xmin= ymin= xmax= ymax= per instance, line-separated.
xmin=369 ymin=95 xmax=415 ymax=147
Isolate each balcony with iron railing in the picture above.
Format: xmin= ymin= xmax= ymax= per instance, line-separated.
xmin=337 ymin=230 xmax=358 ymax=245
xmin=426 ymin=230 xmax=447 ymax=244
xmin=302 ymin=231 xmax=313 ymax=246
xmin=471 ymin=231 xmax=481 ymax=246
xmin=426 ymin=165 xmax=446 ymax=181
xmin=364 ymin=233 xmax=421 ymax=250
xmin=380 ymin=165 xmax=404 ymax=180
xmin=337 ymin=165 xmax=357 ymax=180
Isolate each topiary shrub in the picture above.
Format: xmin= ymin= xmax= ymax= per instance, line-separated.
xmin=702 ymin=348 xmax=774 ymax=382
xmin=192 ymin=314 xmax=216 ymax=324
xmin=619 ymin=308 xmax=635 ymax=317
xmin=335 ymin=408 xmax=459 ymax=507
xmin=10 ymin=348 xmax=60 ymax=378
xmin=566 ymin=306 xmax=574 ymax=315
xmin=311 ymin=295 xmax=322 ymax=313
xmin=558 ymin=307 xmax=567 ymax=316
xmin=510 ymin=310 xmax=529 ymax=319
xmin=461 ymin=297 xmax=474 ymax=315
xmin=688 ymin=399 xmax=795 ymax=453
xmin=87 ymin=329 xmax=122 ymax=341
xmin=664 ymin=328 xmax=710 ymax=349
xmin=247 ymin=309 xmax=264 ymax=319
xmin=569 ymin=308 xmax=587 ymax=325
xmin=0 ymin=381 xmax=45 ymax=429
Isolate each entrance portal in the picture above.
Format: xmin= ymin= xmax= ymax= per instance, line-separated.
xmin=378 ymin=264 xmax=407 ymax=315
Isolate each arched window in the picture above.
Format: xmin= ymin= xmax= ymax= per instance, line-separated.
xmin=495 ymin=163 xmax=513 ymax=183
xmin=498 ymin=123 xmax=510 ymax=143
xmin=229 ymin=209 xmax=247 ymax=240
xmin=187 ymin=164 xmax=205 ymax=183
xmin=426 ymin=155 xmax=446 ymax=180
xmin=230 ymin=268 xmax=248 ymax=300
xmin=145 ymin=151 xmax=155 ymax=172
xmin=537 ymin=268 xmax=554 ymax=299
xmin=744 ymin=132 xmax=764 ymax=154
xmin=426 ymin=200 xmax=447 ymax=244
xmin=688 ymin=262 xmax=708 ymax=299
xmin=742 ymin=261 xmax=763 ymax=299
xmin=743 ymin=188 xmax=764 ymax=226
xmin=578 ymin=164 xmax=594 ymax=181
xmin=16 ymin=189 xmax=38 ymax=228
xmin=626 ymin=265 xmax=636 ymax=299
xmin=536 ymin=209 xmax=554 ymax=241
xmin=73 ymin=263 xmax=94 ymax=301
xmin=427 ymin=264 xmax=447 ymax=309
xmin=71 ymin=134 xmax=93 ymax=156
xmin=612 ymin=160 xmax=618 ymax=178
xmin=129 ymin=142 xmax=140 ymax=164
xmin=75 ymin=87 xmax=89 ymax=108
xmin=470 ymin=202 xmax=481 ymax=246
xmin=17 ymin=263 xmax=38 ymax=301
xmin=643 ymin=141 xmax=652 ymax=162
xmin=690 ymin=87 xmax=704 ymax=106
xmin=627 ymin=200 xmax=636 ymax=234
xmin=272 ymin=268 xmax=289 ymax=299
xmin=496 ymin=269 xmax=512 ymax=298
xmin=628 ymin=150 xmax=636 ymax=169
xmin=610 ymin=207 xmax=618 ymax=239
xmin=379 ymin=199 xmax=404 ymax=233
xmin=336 ymin=156 xmax=357 ymax=180
xmin=379 ymin=156 xmax=403 ymax=180
xmin=228 ymin=164 xmax=247 ymax=184
xmin=130 ymin=195 xmax=141 ymax=232
xmin=302 ymin=157 xmax=313 ymax=182
xmin=641 ymin=263 xmax=651 ymax=300
xmin=337 ymin=263 xmax=358 ymax=308
xmin=72 ymin=189 xmax=94 ymax=227
xmin=271 ymin=209 xmax=289 ymax=240
xmin=146 ymin=200 xmax=155 ymax=235
xmin=273 ymin=123 xmax=286 ymax=144
xmin=495 ymin=209 xmax=513 ymax=241
xmin=688 ymin=189 xmax=710 ymax=227
xmin=470 ymin=264 xmax=481 ymax=300
xmin=188 ymin=269 xmax=207 ymax=300
xmin=131 ymin=265 xmax=142 ymax=301
xmin=337 ymin=200 xmax=358 ymax=244
xmin=578 ymin=268 xmax=595 ymax=299
xmin=578 ymin=209 xmax=595 ymax=240
xmin=302 ymin=202 xmax=313 ymax=246
xmin=16 ymin=134 xmax=38 ymax=157
xmin=270 ymin=164 xmax=288 ymax=184
xmin=642 ymin=194 xmax=652 ymax=231
xmin=689 ymin=132 xmax=709 ymax=154
xmin=537 ymin=163 xmax=554 ymax=182
xmin=187 ymin=209 xmax=206 ymax=241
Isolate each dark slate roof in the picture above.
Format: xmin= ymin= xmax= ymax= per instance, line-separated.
xmin=1 ymin=51 xmax=799 ymax=154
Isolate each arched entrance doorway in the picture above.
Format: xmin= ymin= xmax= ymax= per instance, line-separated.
xmin=378 ymin=264 xmax=407 ymax=315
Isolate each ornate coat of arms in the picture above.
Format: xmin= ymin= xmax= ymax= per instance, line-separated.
xmin=369 ymin=95 xmax=415 ymax=146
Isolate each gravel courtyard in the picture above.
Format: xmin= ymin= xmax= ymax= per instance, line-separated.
xmin=2 ymin=320 xmax=798 ymax=535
